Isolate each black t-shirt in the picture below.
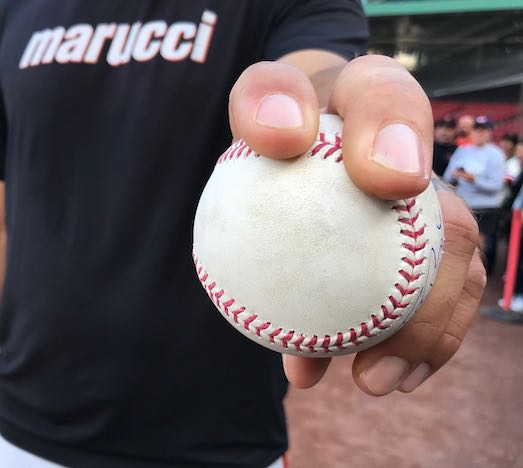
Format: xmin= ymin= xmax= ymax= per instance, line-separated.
xmin=0 ymin=1 xmax=368 ymax=467
xmin=433 ymin=142 xmax=457 ymax=177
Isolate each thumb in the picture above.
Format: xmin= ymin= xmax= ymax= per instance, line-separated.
xmin=229 ymin=61 xmax=319 ymax=159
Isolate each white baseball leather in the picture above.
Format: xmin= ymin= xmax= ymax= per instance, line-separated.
xmin=193 ymin=114 xmax=443 ymax=356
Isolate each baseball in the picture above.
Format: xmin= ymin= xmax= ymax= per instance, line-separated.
xmin=193 ymin=114 xmax=444 ymax=356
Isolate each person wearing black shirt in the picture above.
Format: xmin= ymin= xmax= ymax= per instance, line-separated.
xmin=433 ymin=116 xmax=457 ymax=176
xmin=0 ymin=1 xmax=485 ymax=467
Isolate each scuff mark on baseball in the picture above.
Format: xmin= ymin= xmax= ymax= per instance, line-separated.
xmin=193 ymin=114 xmax=443 ymax=356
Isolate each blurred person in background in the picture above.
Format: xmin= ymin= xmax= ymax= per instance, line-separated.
xmin=455 ymin=114 xmax=475 ymax=147
xmin=443 ymin=116 xmax=504 ymax=264
xmin=499 ymin=139 xmax=523 ymax=312
xmin=491 ymin=133 xmax=521 ymax=270
xmin=507 ymin=140 xmax=523 ymax=202
xmin=500 ymin=139 xmax=523 ymax=240
xmin=500 ymin=133 xmax=520 ymax=182
xmin=500 ymin=132 xmax=519 ymax=159
xmin=496 ymin=133 xmax=521 ymax=239
xmin=433 ymin=116 xmax=457 ymax=176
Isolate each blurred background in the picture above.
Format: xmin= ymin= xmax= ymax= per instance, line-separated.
xmin=366 ymin=0 xmax=523 ymax=138
xmin=285 ymin=2 xmax=523 ymax=467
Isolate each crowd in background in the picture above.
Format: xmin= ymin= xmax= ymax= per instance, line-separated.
xmin=433 ymin=114 xmax=523 ymax=310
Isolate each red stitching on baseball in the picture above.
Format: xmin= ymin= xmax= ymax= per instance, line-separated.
xmin=311 ymin=142 xmax=329 ymax=156
xmin=231 ymin=308 xmax=246 ymax=323
xmin=392 ymin=199 xmax=416 ymax=212
xmin=306 ymin=335 xmax=318 ymax=353
xmin=321 ymin=335 xmax=332 ymax=353
xmin=294 ymin=334 xmax=306 ymax=352
xmin=399 ymin=270 xmax=421 ymax=282
xmin=360 ymin=323 xmax=375 ymax=338
xmin=198 ymin=134 xmax=429 ymax=353
xmin=372 ymin=315 xmax=389 ymax=330
xmin=400 ymin=226 xmax=426 ymax=239
xmin=322 ymin=145 xmax=340 ymax=160
xmin=335 ymin=332 xmax=344 ymax=350
xmin=222 ymin=299 xmax=235 ymax=314
xmin=402 ymin=258 xmax=424 ymax=268
xmin=403 ymin=241 xmax=428 ymax=253
xmin=281 ymin=331 xmax=294 ymax=348
xmin=389 ymin=296 xmax=409 ymax=309
xmin=269 ymin=328 xmax=283 ymax=343
xmin=398 ymin=212 xmax=420 ymax=226
xmin=254 ymin=322 xmax=271 ymax=336
xmin=217 ymin=132 xmax=345 ymax=166
xmin=381 ymin=305 xmax=400 ymax=320
xmin=396 ymin=283 xmax=418 ymax=296
xmin=214 ymin=290 xmax=224 ymax=304
xmin=311 ymin=132 xmax=343 ymax=162
xmin=349 ymin=328 xmax=360 ymax=345
xmin=243 ymin=315 xmax=257 ymax=330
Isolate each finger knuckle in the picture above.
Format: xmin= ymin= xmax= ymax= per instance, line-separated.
xmin=408 ymin=319 xmax=447 ymax=345
xmin=467 ymin=258 xmax=487 ymax=300
xmin=436 ymin=330 xmax=463 ymax=363
xmin=350 ymin=54 xmax=405 ymax=74
xmin=365 ymin=71 xmax=414 ymax=101
xmin=447 ymin=302 xmax=478 ymax=337
xmin=443 ymin=216 xmax=480 ymax=256
xmin=442 ymin=193 xmax=479 ymax=232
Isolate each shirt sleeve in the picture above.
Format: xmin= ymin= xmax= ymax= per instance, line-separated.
xmin=505 ymin=157 xmax=521 ymax=182
xmin=264 ymin=0 xmax=369 ymax=61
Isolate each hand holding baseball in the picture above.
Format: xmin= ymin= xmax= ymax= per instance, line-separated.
xmin=224 ymin=55 xmax=484 ymax=396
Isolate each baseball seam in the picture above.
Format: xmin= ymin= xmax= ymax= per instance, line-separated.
xmin=195 ymin=130 xmax=428 ymax=353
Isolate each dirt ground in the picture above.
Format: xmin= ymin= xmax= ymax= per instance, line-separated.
xmin=284 ymin=262 xmax=523 ymax=468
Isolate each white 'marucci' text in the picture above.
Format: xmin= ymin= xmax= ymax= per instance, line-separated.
xmin=19 ymin=10 xmax=218 ymax=69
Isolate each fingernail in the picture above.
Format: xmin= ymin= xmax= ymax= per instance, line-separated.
xmin=256 ymin=93 xmax=304 ymax=128
xmin=399 ymin=362 xmax=431 ymax=393
xmin=372 ymin=123 xmax=426 ymax=176
xmin=361 ymin=356 xmax=410 ymax=396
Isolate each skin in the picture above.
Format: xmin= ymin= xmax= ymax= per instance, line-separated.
xmin=434 ymin=125 xmax=455 ymax=144
xmin=457 ymin=115 xmax=474 ymax=138
xmin=517 ymin=142 xmax=523 ymax=163
xmin=229 ymin=53 xmax=485 ymax=394
xmin=471 ymin=127 xmax=491 ymax=147
xmin=500 ymin=139 xmax=516 ymax=159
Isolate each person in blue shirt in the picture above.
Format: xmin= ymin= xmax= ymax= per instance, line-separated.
xmin=444 ymin=115 xmax=505 ymax=254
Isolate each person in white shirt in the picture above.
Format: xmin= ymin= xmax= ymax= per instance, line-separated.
xmin=501 ymin=133 xmax=520 ymax=185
